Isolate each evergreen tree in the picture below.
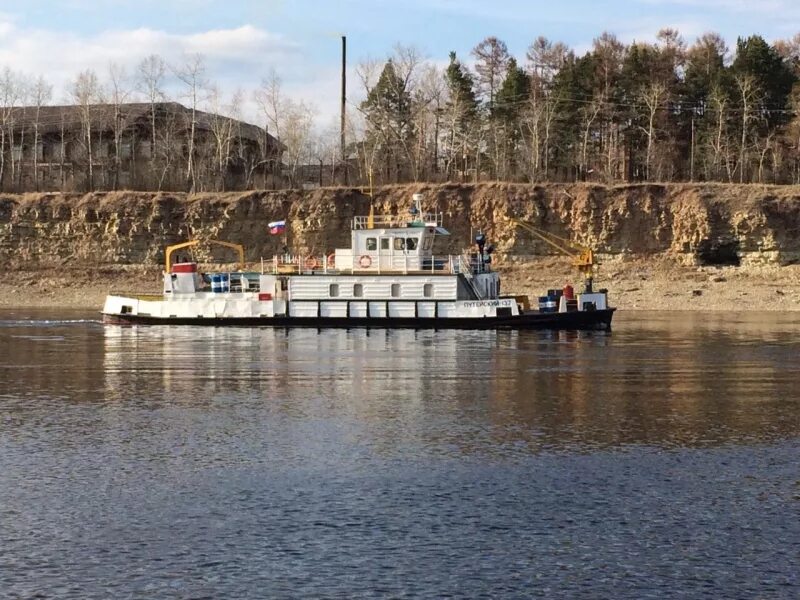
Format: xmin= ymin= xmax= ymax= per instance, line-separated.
xmin=550 ymin=53 xmax=597 ymax=180
xmin=495 ymin=58 xmax=530 ymax=178
xmin=361 ymin=59 xmax=415 ymax=182
xmin=443 ymin=51 xmax=479 ymax=180
xmin=495 ymin=58 xmax=530 ymax=123
xmin=733 ymin=35 xmax=795 ymax=126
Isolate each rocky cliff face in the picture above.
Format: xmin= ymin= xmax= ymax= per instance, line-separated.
xmin=2 ymin=182 xmax=800 ymax=268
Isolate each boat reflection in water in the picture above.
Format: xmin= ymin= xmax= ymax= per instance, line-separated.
xmin=101 ymin=314 xmax=800 ymax=453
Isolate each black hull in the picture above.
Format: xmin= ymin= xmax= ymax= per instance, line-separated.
xmin=102 ymin=309 xmax=615 ymax=330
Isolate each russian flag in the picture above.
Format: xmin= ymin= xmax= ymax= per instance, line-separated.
xmin=268 ymin=220 xmax=286 ymax=235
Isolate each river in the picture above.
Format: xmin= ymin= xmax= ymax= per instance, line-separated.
xmin=1 ymin=310 xmax=799 ymax=598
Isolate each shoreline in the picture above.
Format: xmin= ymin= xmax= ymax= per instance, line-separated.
xmin=2 ymin=258 xmax=800 ymax=312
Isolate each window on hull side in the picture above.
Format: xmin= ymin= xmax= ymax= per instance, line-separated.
xmin=330 ymin=283 xmax=339 ymax=297
xmin=391 ymin=284 xmax=401 ymax=297
xmin=354 ymin=283 xmax=363 ymax=297
xmin=423 ymin=283 xmax=433 ymax=298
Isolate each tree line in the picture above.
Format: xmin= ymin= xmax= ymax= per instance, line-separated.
xmin=355 ymin=30 xmax=800 ymax=186
xmin=0 ymin=55 xmax=324 ymax=192
xmin=4 ymin=29 xmax=800 ymax=192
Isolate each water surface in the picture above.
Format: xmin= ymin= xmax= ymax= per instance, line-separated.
xmin=1 ymin=310 xmax=799 ymax=598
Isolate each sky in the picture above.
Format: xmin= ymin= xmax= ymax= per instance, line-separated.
xmin=1 ymin=0 xmax=799 ymax=125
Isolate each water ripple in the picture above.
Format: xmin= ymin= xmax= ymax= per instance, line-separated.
xmin=1 ymin=311 xmax=799 ymax=597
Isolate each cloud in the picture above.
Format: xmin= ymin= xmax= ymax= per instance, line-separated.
xmin=0 ymin=17 xmax=302 ymax=107
xmin=0 ymin=11 xmax=360 ymax=131
xmin=639 ymin=0 xmax=792 ymax=9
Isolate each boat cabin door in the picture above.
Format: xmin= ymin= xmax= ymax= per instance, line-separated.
xmin=378 ymin=236 xmax=392 ymax=271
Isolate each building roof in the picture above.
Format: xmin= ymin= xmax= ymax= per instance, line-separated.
xmin=0 ymin=102 xmax=279 ymax=147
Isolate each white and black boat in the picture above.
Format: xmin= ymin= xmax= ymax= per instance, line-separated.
xmin=102 ymin=194 xmax=615 ymax=330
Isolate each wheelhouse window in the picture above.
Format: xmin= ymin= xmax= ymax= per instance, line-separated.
xmin=380 ymin=238 xmax=390 ymax=250
xmin=329 ymin=283 xmax=339 ymax=297
xmin=354 ymin=283 xmax=363 ymax=297
xmin=393 ymin=238 xmax=405 ymax=250
xmin=366 ymin=237 xmax=377 ymax=251
xmin=423 ymin=283 xmax=433 ymax=298
xmin=391 ymin=283 xmax=401 ymax=297
xmin=406 ymin=237 xmax=418 ymax=250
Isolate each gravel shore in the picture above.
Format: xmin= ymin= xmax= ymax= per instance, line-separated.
xmin=2 ymin=258 xmax=800 ymax=312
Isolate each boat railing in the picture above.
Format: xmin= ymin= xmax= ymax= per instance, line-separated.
xmin=455 ymin=253 xmax=491 ymax=275
xmin=352 ymin=213 xmax=442 ymax=229
xmin=340 ymin=253 xmax=455 ymax=274
xmin=265 ymin=252 xmax=495 ymax=279
xmin=270 ymin=254 xmax=333 ymax=274
xmin=269 ymin=253 xmax=466 ymax=275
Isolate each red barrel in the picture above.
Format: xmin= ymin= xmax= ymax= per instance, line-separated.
xmin=563 ymin=284 xmax=574 ymax=300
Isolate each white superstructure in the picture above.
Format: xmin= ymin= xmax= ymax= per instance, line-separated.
xmin=102 ymin=193 xmax=532 ymax=324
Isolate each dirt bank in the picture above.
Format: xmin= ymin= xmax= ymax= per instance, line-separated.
xmin=2 ymin=258 xmax=799 ymax=312
xmin=2 ymin=182 xmax=800 ymax=311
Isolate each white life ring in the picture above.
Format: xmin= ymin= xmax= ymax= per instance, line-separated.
xmin=359 ymin=255 xmax=372 ymax=268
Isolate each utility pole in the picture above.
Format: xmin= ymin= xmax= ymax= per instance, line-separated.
xmin=690 ymin=114 xmax=695 ymax=182
xmin=340 ymin=35 xmax=347 ymax=185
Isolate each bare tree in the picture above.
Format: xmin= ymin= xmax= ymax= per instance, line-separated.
xmin=107 ymin=63 xmax=132 ymax=190
xmin=707 ymin=84 xmax=730 ymax=181
xmin=70 ymin=69 xmax=103 ymax=191
xmin=136 ymin=54 xmax=166 ymax=187
xmin=735 ymin=73 xmax=760 ymax=183
xmin=154 ymin=105 xmax=180 ymax=191
xmin=174 ymin=53 xmax=207 ymax=192
xmin=254 ymin=69 xmax=284 ymax=187
xmin=580 ymin=95 xmax=604 ymax=180
xmin=527 ymin=36 xmax=571 ymax=85
xmin=13 ymin=77 xmax=31 ymax=189
xmin=207 ymin=85 xmax=246 ymax=190
xmin=29 ymin=75 xmax=52 ymax=191
xmin=0 ymin=67 xmax=22 ymax=190
xmin=640 ymin=83 xmax=667 ymax=181
xmin=521 ymin=89 xmax=559 ymax=182
xmin=472 ymin=37 xmax=510 ymax=109
xmin=390 ymin=45 xmax=425 ymax=181
xmin=415 ymin=63 xmax=446 ymax=179
xmin=255 ymin=71 xmax=315 ymax=188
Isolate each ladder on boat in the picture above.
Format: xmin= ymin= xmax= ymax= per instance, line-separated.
xmin=457 ymin=255 xmax=484 ymax=300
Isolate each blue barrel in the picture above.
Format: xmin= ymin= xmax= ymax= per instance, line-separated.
xmin=538 ymin=295 xmax=557 ymax=313
xmin=211 ymin=273 xmax=230 ymax=293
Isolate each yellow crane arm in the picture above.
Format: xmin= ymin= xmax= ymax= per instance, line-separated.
xmin=165 ymin=239 xmax=245 ymax=272
xmin=506 ymin=218 xmax=597 ymax=275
